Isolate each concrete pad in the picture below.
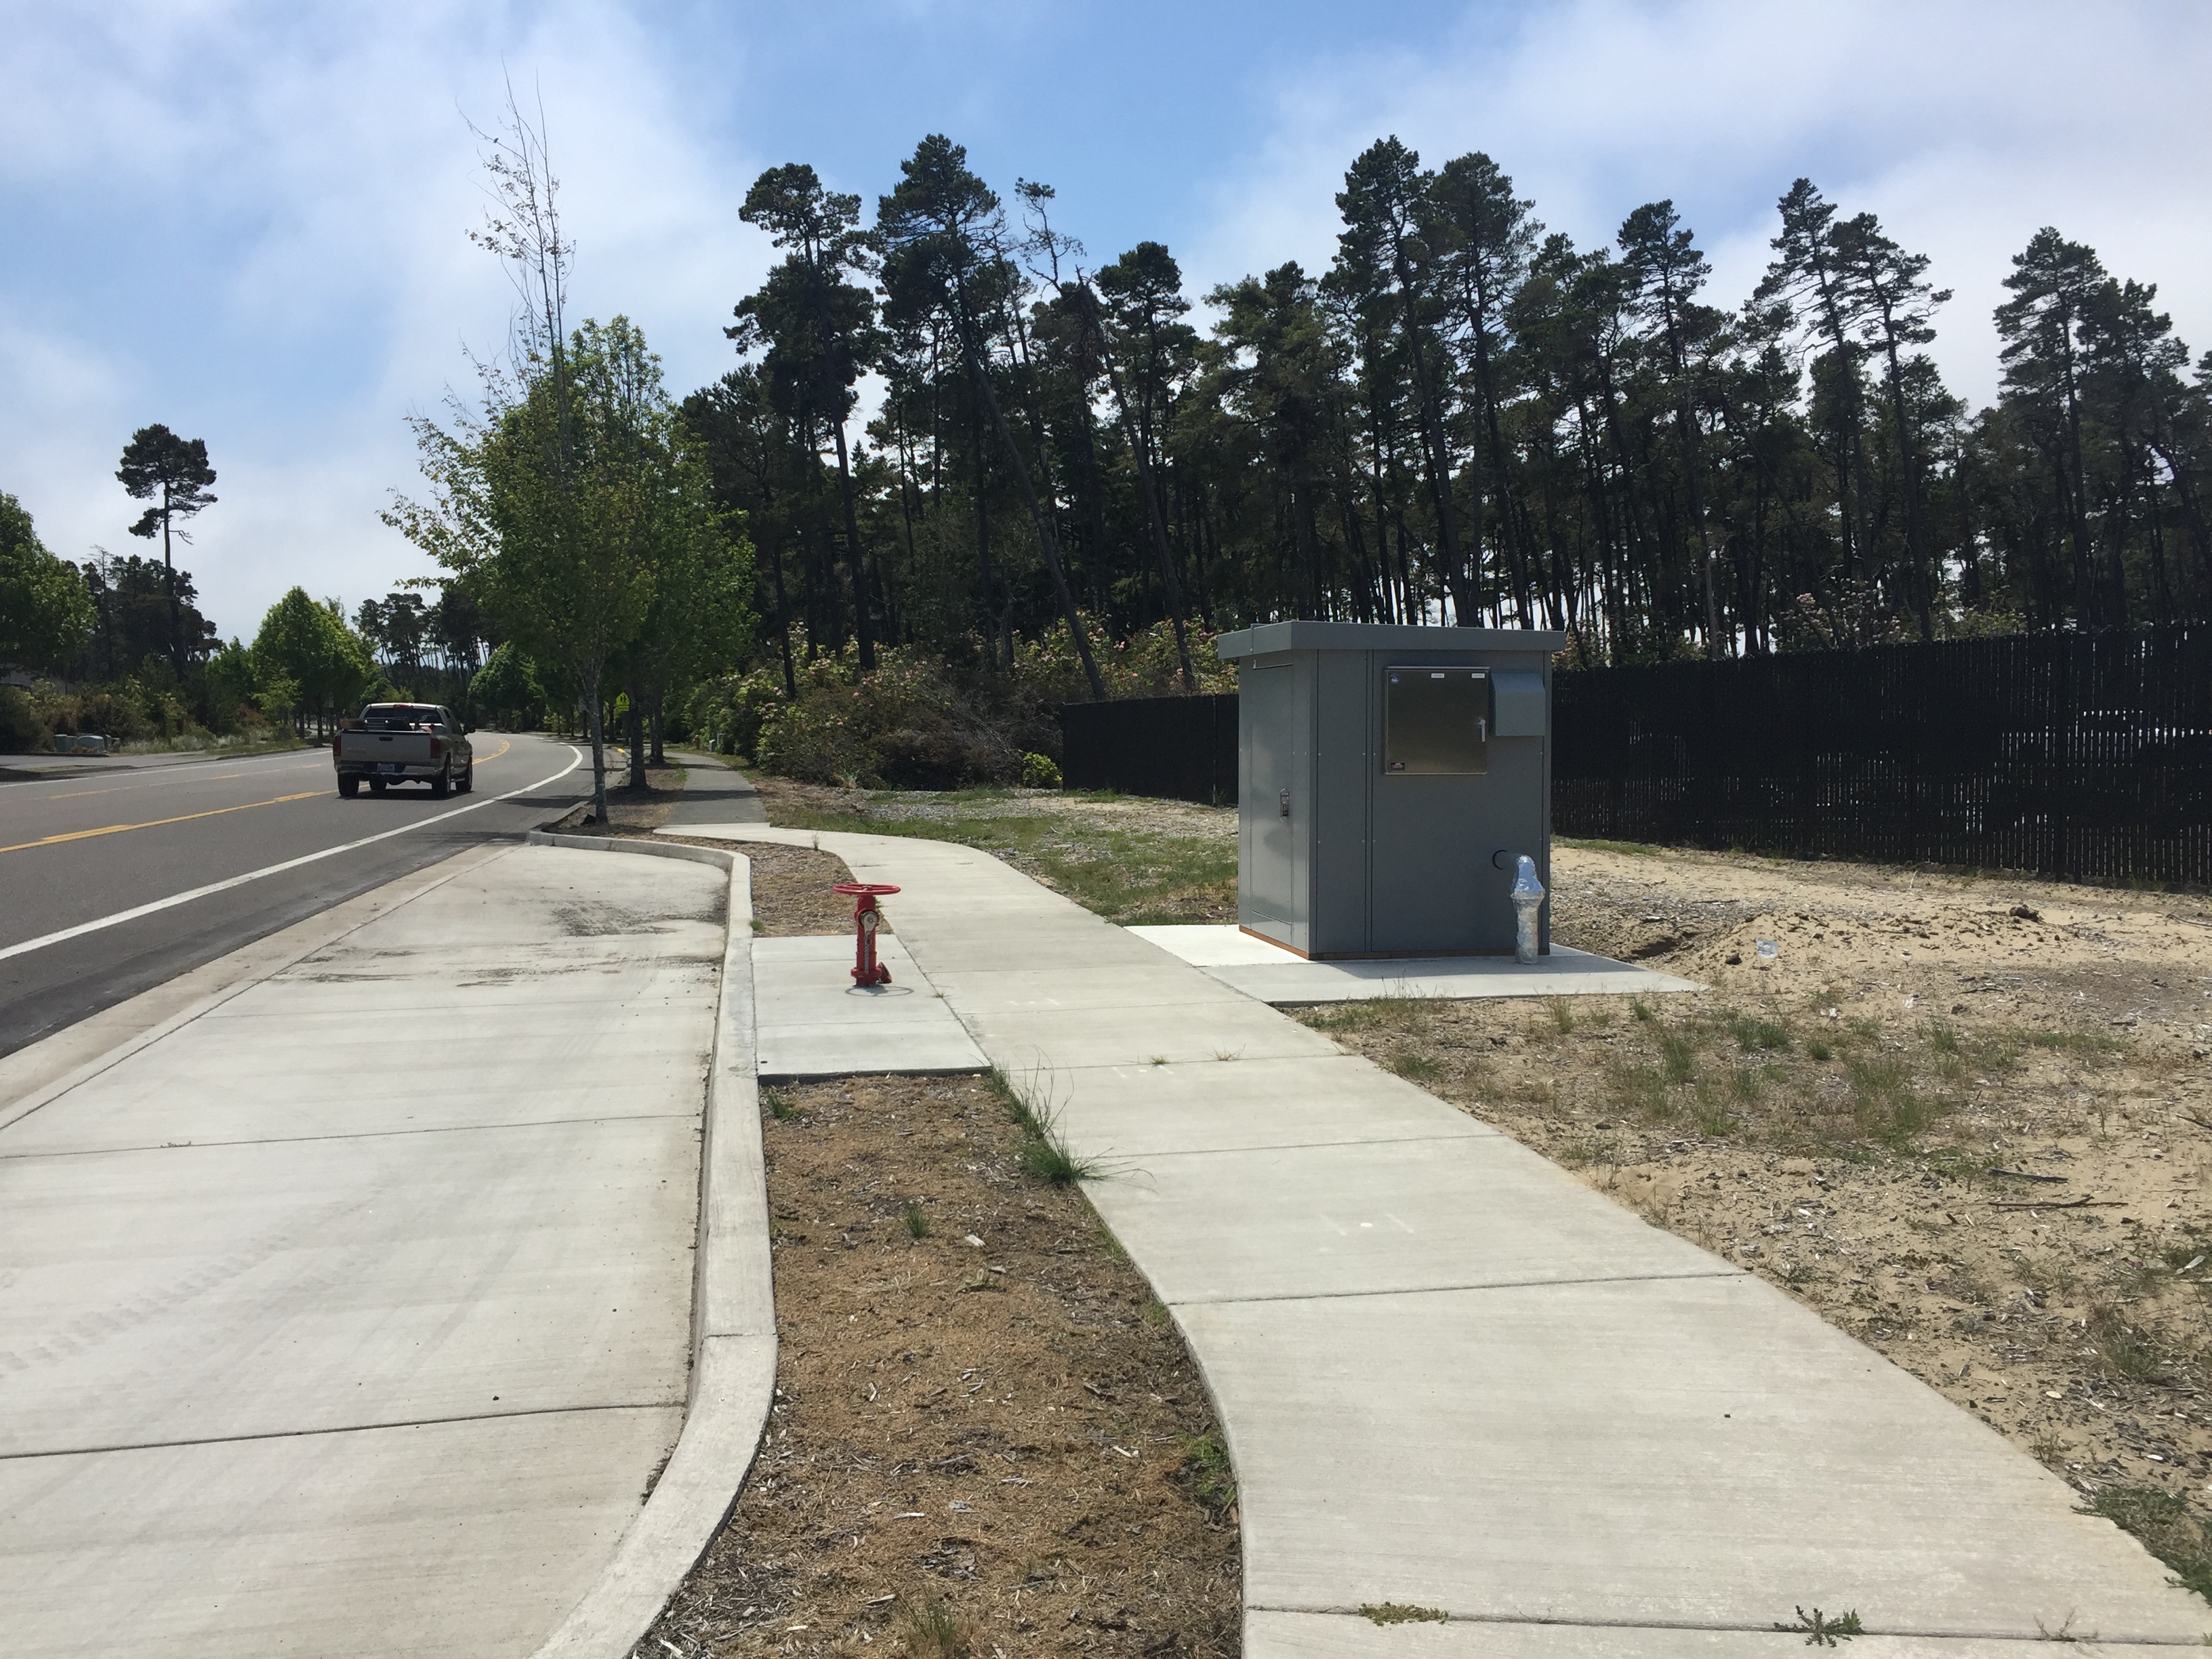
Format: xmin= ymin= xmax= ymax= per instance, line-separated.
xmin=0 ymin=842 xmax=726 ymax=1656
xmin=1189 ymin=1277 xmax=2205 ymax=1642
xmin=1091 ymin=1131 xmax=1733 ymax=1305
xmin=1244 ymin=1611 xmax=2151 ymax=1658
xmin=0 ymin=1117 xmax=695 ymax=1455
xmin=752 ymin=934 xmax=987 ymax=1080
xmin=1128 ymin=924 xmax=1702 ymax=1002
xmin=0 ymin=1407 xmax=682 ymax=1659
xmin=1043 ymin=1056 xmax=1500 ymax=1159
xmin=0 ymin=1004 xmax=710 ymax=1154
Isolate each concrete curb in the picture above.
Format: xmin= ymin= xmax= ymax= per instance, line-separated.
xmin=528 ymin=834 xmax=776 ymax=1659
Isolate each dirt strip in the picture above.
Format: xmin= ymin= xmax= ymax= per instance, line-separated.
xmin=643 ymin=1074 xmax=1242 ymax=1658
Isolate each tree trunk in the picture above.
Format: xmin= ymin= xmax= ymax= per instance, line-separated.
xmin=1088 ymin=293 xmax=1196 ymax=687
xmin=583 ymin=687 xmax=608 ymax=823
xmin=955 ymin=309 xmax=1107 ymax=700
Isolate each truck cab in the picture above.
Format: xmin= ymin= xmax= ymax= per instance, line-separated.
xmin=334 ymin=703 xmax=474 ymax=799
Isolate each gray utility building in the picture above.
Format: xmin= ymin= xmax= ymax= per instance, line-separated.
xmin=1215 ymin=622 xmax=1566 ymax=959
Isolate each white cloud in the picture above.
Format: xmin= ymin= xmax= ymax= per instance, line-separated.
xmin=0 ymin=0 xmax=775 ymax=641
xmin=1186 ymin=0 xmax=2212 ymax=406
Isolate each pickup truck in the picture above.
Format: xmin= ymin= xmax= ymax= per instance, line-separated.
xmin=334 ymin=703 xmax=474 ymax=799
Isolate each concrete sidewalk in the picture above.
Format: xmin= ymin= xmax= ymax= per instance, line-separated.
xmin=661 ymin=751 xmax=766 ymax=825
xmin=673 ymin=823 xmax=2209 ymax=1656
xmin=0 ymin=842 xmax=729 ymax=1659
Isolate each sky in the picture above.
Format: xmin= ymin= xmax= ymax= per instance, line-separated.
xmin=5 ymin=0 xmax=2210 ymax=642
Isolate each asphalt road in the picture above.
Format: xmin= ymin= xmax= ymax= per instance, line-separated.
xmin=0 ymin=733 xmax=589 ymax=1057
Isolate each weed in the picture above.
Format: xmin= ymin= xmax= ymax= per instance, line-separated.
xmin=2030 ymin=1428 xmax=2068 ymax=1465
xmin=1927 ymin=1022 xmax=1961 ymax=1056
xmin=1359 ymin=1604 xmax=1449 ymax=1625
xmin=1548 ymin=998 xmax=1576 ymax=1035
xmin=2020 ymin=1254 xmax=2080 ymax=1298
xmin=903 ymin=1201 xmax=930 ymax=1240
xmin=1176 ymin=1432 xmax=1237 ymax=1515
xmin=1728 ymin=1012 xmax=1793 ymax=1052
xmin=764 ymin=1088 xmax=802 ymax=1122
xmin=1846 ymin=1054 xmax=1937 ymax=1143
xmin=899 ymin=1597 xmax=972 ymax=1659
xmin=1807 ymin=1038 xmax=1835 ymax=1063
xmin=2087 ymin=1301 xmax=2167 ymax=1382
xmin=1660 ymin=1031 xmax=1700 ymax=1084
xmin=2029 ymin=1029 xmax=2126 ymax=1059
xmin=1302 ymin=994 xmax=1432 ymax=1034
xmin=1142 ymin=1301 xmax=1169 ymax=1328
xmin=749 ymin=916 xmax=766 ymax=935
xmin=1557 ymin=835 xmax=1660 ymax=857
xmin=1694 ymin=1084 xmax=1741 ymax=1138
xmin=1774 ymin=1606 xmax=1864 ymax=1646
xmin=2083 ymin=1486 xmax=2212 ymax=1602
xmin=1632 ymin=998 xmax=1655 ymax=1023
xmin=991 ymin=1067 xmax=1107 ymax=1187
xmin=1612 ymin=1061 xmax=1675 ymax=1122
xmin=1389 ymin=1050 xmax=1445 ymax=1084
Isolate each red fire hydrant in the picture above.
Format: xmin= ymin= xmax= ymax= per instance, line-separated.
xmin=834 ymin=882 xmax=901 ymax=985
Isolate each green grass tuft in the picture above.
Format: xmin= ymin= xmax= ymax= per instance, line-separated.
xmin=902 ymin=1200 xmax=930 ymax=1240
xmin=2083 ymin=1486 xmax=2212 ymax=1602
xmin=1359 ymin=1603 xmax=1450 ymax=1625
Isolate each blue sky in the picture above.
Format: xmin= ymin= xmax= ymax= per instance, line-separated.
xmin=6 ymin=0 xmax=2210 ymax=640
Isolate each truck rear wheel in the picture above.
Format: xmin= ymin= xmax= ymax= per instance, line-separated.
xmin=338 ymin=775 xmax=358 ymax=798
xmin=431 ymin=767 xmax=451 ymax=800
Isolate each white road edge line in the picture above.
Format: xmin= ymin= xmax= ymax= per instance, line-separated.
xmin=0 ymin=745 xmax=586 ymax=964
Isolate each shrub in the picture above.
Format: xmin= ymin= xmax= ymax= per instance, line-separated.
xmin=1021 ymin=750 xmax=1062 ymax=789
xmin=754 ymin=647 xmax=1021 ymax=788
xmin=0 ymin=685 xmax=50 ymax=753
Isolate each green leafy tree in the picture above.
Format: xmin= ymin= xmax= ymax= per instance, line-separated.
xmin=386 ymin=102 xmax=669 ymax=821
xmin=0 ymin=492 xmax=96 ymax=670
xmin=116 ymin=424 xmax=217 ymax=672
xmin=252 ymin=588 xmax=377 ymax=735
xmin=470 ymin=640 xmax=539 ymax=726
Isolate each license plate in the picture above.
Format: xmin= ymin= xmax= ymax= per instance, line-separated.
xmin=380 ymin=762 xmax=401 ymax=774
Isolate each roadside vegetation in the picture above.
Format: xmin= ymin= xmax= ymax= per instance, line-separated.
xmin=756 ymin=775 xmax=1235 ymax=927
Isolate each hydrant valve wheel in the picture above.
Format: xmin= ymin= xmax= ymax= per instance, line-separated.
xmin=834 ymin=882 xmax=902 ymax=985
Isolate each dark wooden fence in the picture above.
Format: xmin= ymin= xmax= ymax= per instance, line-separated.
xmin=1552 ymin=626 xmax=2212 ymax=884
xmin=1059 ymin=628 xmax=2212 ymax=884
xmin=1059 ymin=693 xmax=1238 ymax=805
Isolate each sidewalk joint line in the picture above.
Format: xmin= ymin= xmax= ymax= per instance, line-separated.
xmin=0 ymin=1110 xmax=703 ymax=1162
xmin=0 ymin=1399 xmax=686 ymax=1463
xmin=1120 ymin=1130 xmax=1498 ymax=1159
xmin=1172 ymin=1267 xmax=1742 ymax=1307
xmin=1249 ymin=1605 xmax=2206 ymax=1646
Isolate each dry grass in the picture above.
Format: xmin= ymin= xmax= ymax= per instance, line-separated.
xmin=642 ymin=1074 xmax=1242 ymax=1658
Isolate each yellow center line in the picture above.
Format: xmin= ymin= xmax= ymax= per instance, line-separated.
xmin=0 ymin=791 xmax=325 ymax=856
xmin=473 ymin=739 xmax=513 ymax=764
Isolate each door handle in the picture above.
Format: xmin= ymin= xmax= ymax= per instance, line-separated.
xmin=1278 ymin=789 xmax=1290 ymax=818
